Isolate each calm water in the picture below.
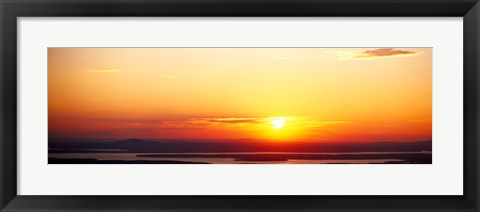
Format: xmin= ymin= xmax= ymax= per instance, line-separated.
xmin=48 ymin=151 xmax=431 ymax=164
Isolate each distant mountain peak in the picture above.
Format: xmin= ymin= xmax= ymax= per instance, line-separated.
xmin=124 ymin=138 xmax=143 ymax=142
xmin=114 ymin=138 xmax=151 ymax=144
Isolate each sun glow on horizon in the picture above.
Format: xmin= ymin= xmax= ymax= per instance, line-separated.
xmin=271 ymin=118 xmax=285 ymax=129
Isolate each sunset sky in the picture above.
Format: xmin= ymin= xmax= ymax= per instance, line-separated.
xmin=48 ymin=48 xmax=432 ymax=142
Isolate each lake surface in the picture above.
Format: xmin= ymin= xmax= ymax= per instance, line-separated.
xmin=49 ymin=151 xmax=432 ymax=164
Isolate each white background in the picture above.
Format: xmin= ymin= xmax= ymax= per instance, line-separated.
xmin=18 ymin=18 xmax=463 ymax=195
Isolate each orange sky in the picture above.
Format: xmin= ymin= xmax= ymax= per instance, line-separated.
xmin=48 ymin=48 xmax=432 ymax=142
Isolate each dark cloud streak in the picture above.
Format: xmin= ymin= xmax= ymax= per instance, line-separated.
xmin=354 ymin=48 xmax=418 ymax=59
xmin=204 ymin=118 xmax=261 ymax=124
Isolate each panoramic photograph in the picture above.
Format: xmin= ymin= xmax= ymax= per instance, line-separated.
xmin=48 ymin=48 xmax=432 ymax=164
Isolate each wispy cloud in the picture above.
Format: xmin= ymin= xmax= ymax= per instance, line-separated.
xmin=354 ymin=48 xmax=420 ymax=58
xmin=194 ymin=117 xmax=351 ymax=126
xmin=203 ymin=118 xmax=262 ymax=124
xmin=337 ymin=48 xmax=422 ymax=60
xmin=88 ymin=69 xmax=119 ymax=73
xmin=98 ymin=117 xmax=352 ymax=130
xmin=59 ymin=117 xmax=354 ymax=138
xmin=186 ymin=118 xmax=266 ymax=125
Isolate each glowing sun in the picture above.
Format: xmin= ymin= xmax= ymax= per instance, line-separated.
xmin=271 ymin=118 xmax=285 ymax=129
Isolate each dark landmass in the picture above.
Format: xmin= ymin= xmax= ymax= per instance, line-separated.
xmin=48 ymin=138 xmax=432 ymax=164
xmin=48 ymin=158 xmax=210 ymax=164
xmin=49 ymin=138 xmax=432 ymax=153
xmin=137 ymin=153 xmax=431 ymax=164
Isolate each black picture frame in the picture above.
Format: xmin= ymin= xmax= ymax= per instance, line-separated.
xmin=1 ymin=0 xmax=479 ymax=211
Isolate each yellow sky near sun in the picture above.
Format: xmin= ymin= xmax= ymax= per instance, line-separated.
xmin=48 ymin=48 xmax=432 ymax=142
